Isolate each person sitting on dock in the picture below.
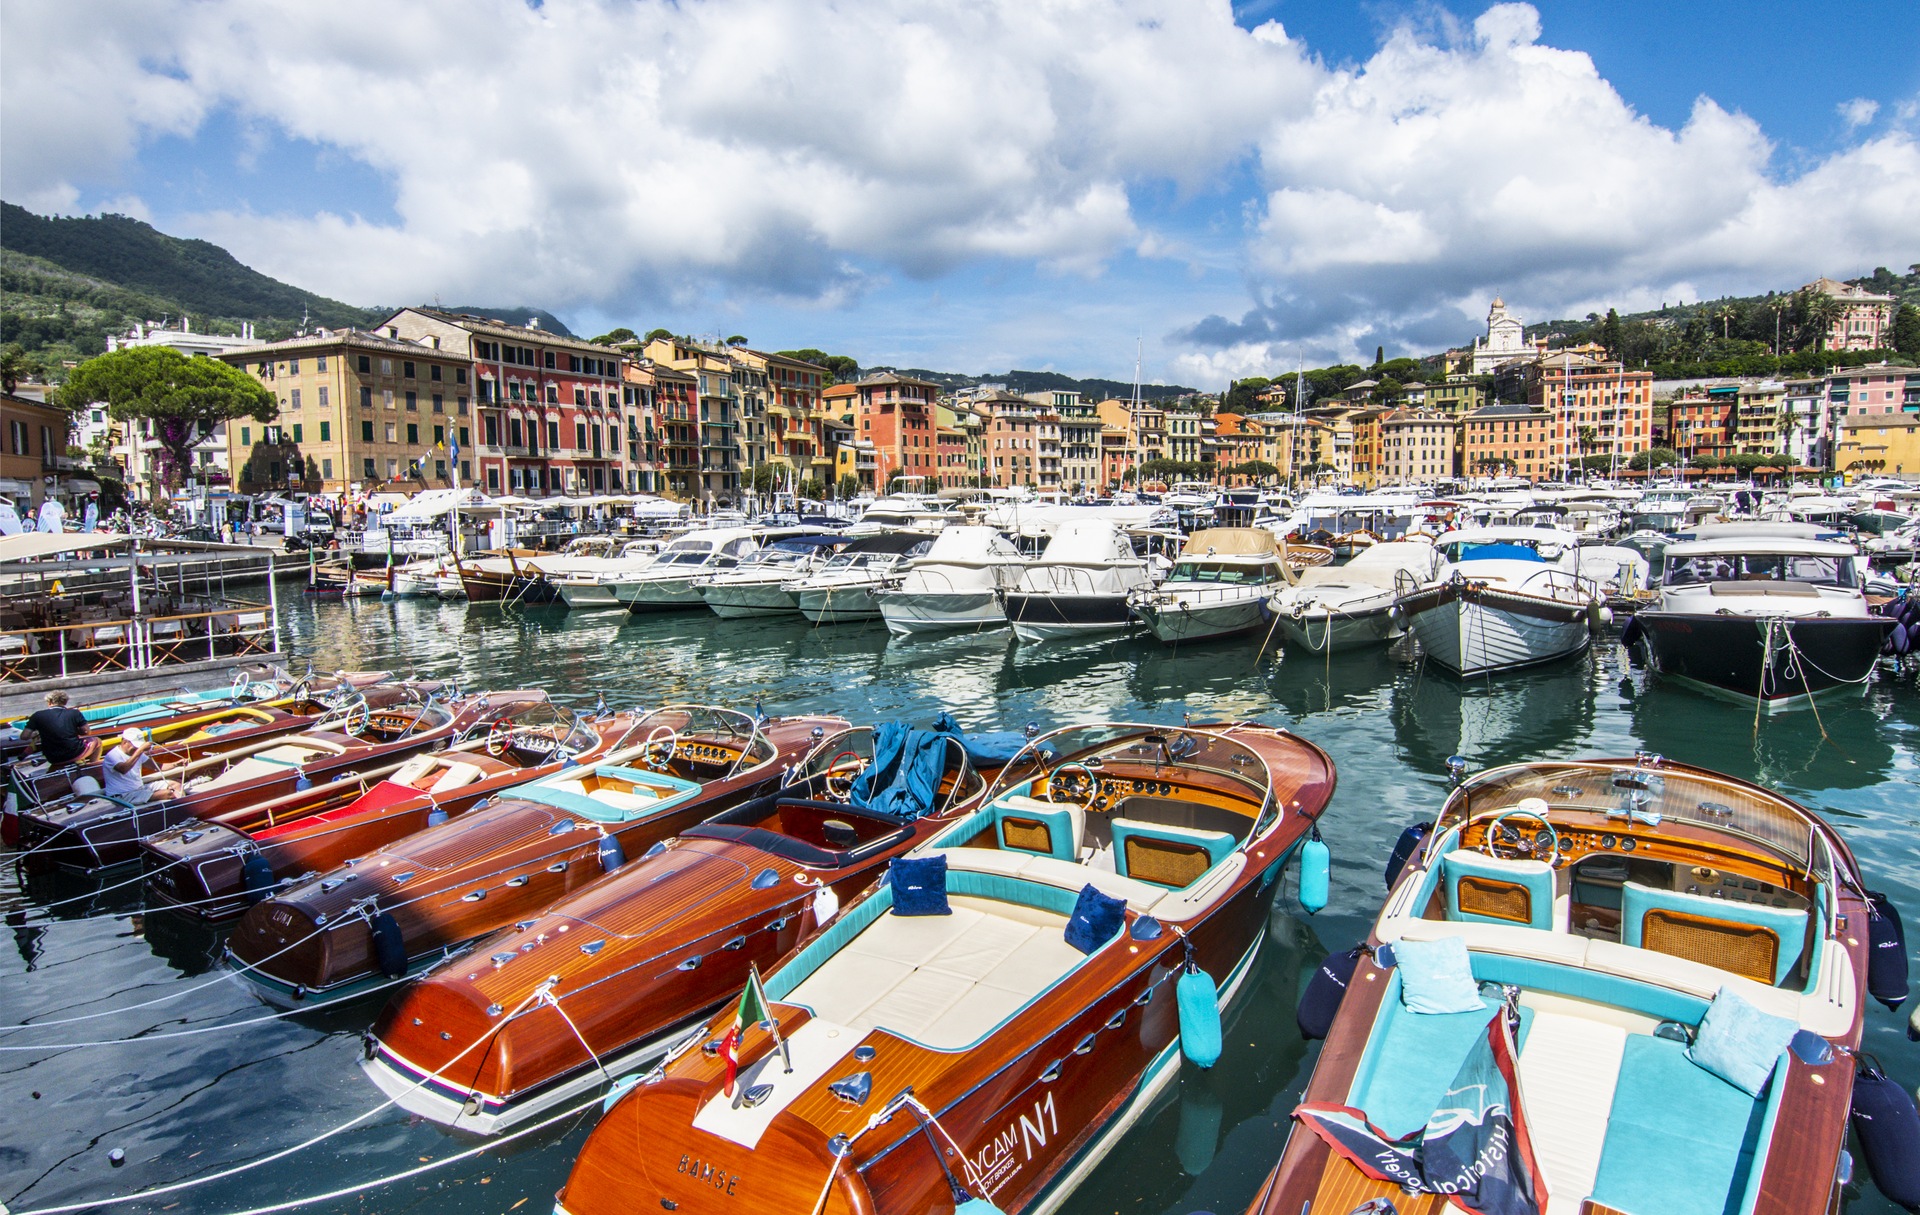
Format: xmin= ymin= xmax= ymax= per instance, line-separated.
xmin=101 ymin=728 xmax=182 ymax=804
xmin=24 ymin=691 xmax=100 ymax=769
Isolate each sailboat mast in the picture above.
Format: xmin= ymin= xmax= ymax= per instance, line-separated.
xmin=1131 ymin=338 xmax=1143 ymax=494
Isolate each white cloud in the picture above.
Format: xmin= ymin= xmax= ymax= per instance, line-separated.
xmin=3 ymin=0 xmax=1916 ymax=375
xmin=1838 ymin=97 xmax=1880 ymax=129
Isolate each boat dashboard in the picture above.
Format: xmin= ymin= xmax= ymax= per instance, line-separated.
xmin=682 ymin=798 xmax=915 ymax=869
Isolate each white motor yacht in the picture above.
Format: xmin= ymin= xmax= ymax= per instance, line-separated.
xmin=873 ymin=525 xmax=1026 ymax=637
xmin=611 ymin=528 xmax=763 ymax=612
xmin=1396 ymin=526 xmax=1603 ymax=675
xmin=695 ymin=534 xmax=845 ymax=618
xmin=552 ymin=540 xmax=665 ymax=610
xmin=789 ymin=532 xmax=936 ymax=624
xmin=1267 ymin=539 xmax=1443 ymax=654
xmin=1003 ymin=518 xmax=1157 ymax=642
xmin=1128 ymin=527 xmax=1294 ymax=645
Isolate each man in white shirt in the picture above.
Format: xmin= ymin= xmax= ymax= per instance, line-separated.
xmin=101 ymin=728 xmax=182 ymax=804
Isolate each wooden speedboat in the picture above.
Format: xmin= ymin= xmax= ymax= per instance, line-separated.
xmin=455 ymin=549 xmax=550 ymax=602
xmin=226 ymin=706 xmax=851 ymax=1005
xmin=139 ymin=703 xmax=643 ymax=921
xmin=361 ymin=721 xmax=1001 ymax=1133
xmin=556 ymin=719 xmax=1336 ymax=1215
xmin=1246 ymin=755 xmax=1870 ymax=1215
xmin=12 ymin=690 xmax=526 ymax=872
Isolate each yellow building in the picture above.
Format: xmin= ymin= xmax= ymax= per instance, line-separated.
xmin=1837 ymin=412 xmax=1920 ymax=477
xmin=1378 ymin=410 xmax=1462 ymax=486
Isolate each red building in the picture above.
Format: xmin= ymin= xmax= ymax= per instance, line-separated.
xmin=849 ymin=372 xmax=941 ymax=488
xmin=378 ymin=309 xmax=629 ymax=497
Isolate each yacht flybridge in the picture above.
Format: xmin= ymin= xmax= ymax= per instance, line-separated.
xmin=1247 ymin=755 xmax=1871 ymax=1215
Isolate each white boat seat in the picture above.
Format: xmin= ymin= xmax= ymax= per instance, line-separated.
xmin=428 ymin=761 xmax=487 ymax=794
xmin=392 ymin=756 xmax=439 ymax=788
xmin=993 ymin=795 xmax=1083 ymax=862
xmin=586 ymin=787 xmax=655 ymax=811
xmin=548 ymin=778 xmax=590 ymax=797
xmin=1515 ymin=1010 xmax=1627 ymax=1212
xmin=997 ymin=852 xmax=1166 ymax=914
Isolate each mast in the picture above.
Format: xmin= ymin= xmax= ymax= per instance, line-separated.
xmin=1131 ymin=338 xmax=1144 ymax=494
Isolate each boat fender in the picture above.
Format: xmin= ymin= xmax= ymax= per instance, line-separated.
xmin=602 ymin=1072 xmax=644 ymax=1114
xmin=241 ymin=852 xmax=276 ymax=905
xmin=1176 ymin=956 xmax=1222 ymax=1069
xmin=425 ymin=807 xmax=449 ymax=827
xmin=1618 ymin=613 xmax=1643 ymax=649
xmin=1866 ymin=890 xmax=1910 ymax=1010
xmin=954 ymin=1200 xmax=1007 ymax=1215
xmin=1851 ymin=1059 xmax=1920 ymax=1210
xmin=1297 ymin=945 xmax=1365 ymax=1041
xmin=1385 ymin=821 xmax=1433 ymax=890
xmin=295 ymin=774 xmax=312 ymax=792
xmin=370 ymin=911 xmax=408 ymax=979
xmin=1588 ymin=602 xmax=1613 ymax=630
xmin=598 ymin=832 xmax=625 ymax=873
xmin=1892 ymin=621 xmax=1910 ymax=656
xmin=1298 ymin=829 xmax=1330 ymax=915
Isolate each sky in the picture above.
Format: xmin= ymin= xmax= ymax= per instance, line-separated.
xmin=3 ymin=0 xmax=1917 ymax=388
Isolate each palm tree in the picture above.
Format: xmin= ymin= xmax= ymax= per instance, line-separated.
xmin=1803 ymin=291 xmax=1844 ymax=351
xmin=1716 ymin=304 xmax=1737 ymax=341
xmin=0 ymin=345 xmax=29 ymax=394
xmin=1776 ymin=406 xmax=1798 ymax=469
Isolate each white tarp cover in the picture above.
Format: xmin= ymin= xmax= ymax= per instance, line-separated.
xmin=0 ymin=531 xmax=134 ymax=562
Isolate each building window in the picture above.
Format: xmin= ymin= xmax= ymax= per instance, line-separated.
xmin=430 ymin=365 xmax=442 ymax=382
xmin=403 ymin=361 xmax=416 ymax=378
xmin=432 ymin=394 xmax=443 ymax=413
xmin=363 ymin=458 xmax=376 ymax=478
xmin=385 ymin=423 xmax=396 ymax=442
xmin=361 ymin=421 xmax=374 ymax=441
xmin=457 ymin=395 xmax=468 ymax=416
xmin=456 ymin=368 xmax=467 ymax=385
xmin=406 ymin=424 xmax=419 ymax=445
xmin=433 ymin=425 xmax=444 ymax=444
xmin=387 ymin=459 xmax=397 ymax=478
xmin=290 ymin=388 xmax=301 ymax=410
xmin=288 ymin=358 xmax=300 ymax=375
xmin=239 ymin=426 xmax=250 ymax=446
xmin=383 ymin=389 xmax=395 ymax=409
xmin=317 ymin=386 xmax=328 ymax=408
xmin=575 ymin=422 xmax=588 ymax=450
xmin=291 ymin=424 xmax=303 ymax=442
xmin=360 ymin=386 xmax=373 ymax=409
xmin=318 ymin=421 xmax=330 ymax=442
xmin=358 ymin=355 xmax=371 ymax=373
xmin=459 ymin=427 xmax=470 ymax=447
xmin=487 ymin=467 xmax=500 ymax=490
xmin=547 ymin=421 xmax=560 ymax=448
xmin=405 ymin=391 xmax=417 ymax=411
xmin=322 ymin=458 xmax=333 ymax=478
xmin=378 ymin=358 xmax=392 ymax=375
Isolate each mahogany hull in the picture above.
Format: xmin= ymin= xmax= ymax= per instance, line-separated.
xmin=225 ymin=716 xmax=849 ymax=1004
xmin=140 ymin=715 xmax=637 ymax=921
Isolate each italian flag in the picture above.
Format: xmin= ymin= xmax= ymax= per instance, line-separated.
xmin=721 ymin=964 xmax=775 ymax=1097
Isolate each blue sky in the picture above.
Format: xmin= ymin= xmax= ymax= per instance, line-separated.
xmin=4 ymin=0 xmax=1916 ymax=386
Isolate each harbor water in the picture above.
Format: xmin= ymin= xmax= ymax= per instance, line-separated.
xmin=4 ymin=597 xmax=1916 ymax=1215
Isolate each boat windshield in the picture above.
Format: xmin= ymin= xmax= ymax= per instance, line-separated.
xmin=624 ymin=704 xmax=773 ymax=764
xmin=1168 ymin=560 xmax=1275 ymax=584
xmin=1662 ymin=553 xmax=1856 ymax=588
xmin=981 ymin=722 xmax=1273 ymax=813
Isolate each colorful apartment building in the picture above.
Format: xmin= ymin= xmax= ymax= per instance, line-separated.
xmin=1803 ymin=277 xmax=1896 ymax=351
xmin=221 ymin=328 xmax=475 ymax=496
xmin=1461 ymin=403 xmax=1553 ymax=479
xmin=1836 ymin=412 xmax=1920 ymax=476
xmin=1526 ymin=351 xmax=1654 ymax=474
xmin=1027 ymin=391 xmax=1101 ymax=490
xmin=641 ymin=337 xmax=743 ymax=503
xmin=377 ymin=309 xmax=628 ymax=498
xmin=844 ymin=372 xmax=942 ymax=489
xmin=1377 ymin=410 xmax=1461 ymax=486
xmin=0 ymin=390 xmax=78 ymax=508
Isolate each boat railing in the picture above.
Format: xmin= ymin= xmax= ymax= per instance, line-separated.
xmin=0 ymin=604 xmax=278 ymax=684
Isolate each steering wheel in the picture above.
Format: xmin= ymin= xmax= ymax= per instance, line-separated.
xmin=1481 ymin=807 xmax=1562 ymax=864
xmin=1045 ymin=762 xmax=1099 ymax=811
xmin=337 ymin=698 xmax=371 ymax=736
xmin=487 ymin=720 xmax=515 ymax=756
xmin=823 ymin=750 xmax=866 ymax=799
xmin=642 ymin=726 xmax=680 ymax=770
xmin=230 ymin=669 xmax=253 ymax=701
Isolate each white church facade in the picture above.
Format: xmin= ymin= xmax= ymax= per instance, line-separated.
xmin=1471 ymin=297 xmax=1534 ymax=375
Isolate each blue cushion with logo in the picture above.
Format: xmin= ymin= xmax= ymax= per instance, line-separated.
xmin=889 ymin=854 xmax=951 ymax=916
xmin=1064 ymin=883 xmax=1126 ymax=954
xmin=1686 ymin=985 xmax=1795 ymax=1097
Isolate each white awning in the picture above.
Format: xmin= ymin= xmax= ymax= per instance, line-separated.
xmin=0 ymin=531 xmax=134 ymax=562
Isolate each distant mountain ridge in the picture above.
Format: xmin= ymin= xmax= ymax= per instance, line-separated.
xmin=425 ymin=305 xmax=575 ymax=338
xmin=873 ymin=366 xmax=1194 ymax=401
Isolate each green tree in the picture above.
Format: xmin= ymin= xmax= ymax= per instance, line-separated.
xmin=644 ymin=327 xmax=675 ymax=343
xmin=591 ymin=327 xmax=637 ymax=345
xmin=0 ymin=343 xmax=42 ymax=392
xmin=1802 ymin=291 xmax=1844 ymax=350
xmin=58 ymin=347 xmax=275 ymax=488
xmin=1892 ymin=303 xmax=1920 ymax=357
xmin=836 ymin=473 xmax=861 ymax=499
xmin=798 ymin=477 xmax=826 ymax=500
xmin=1600 ymin=308 xmax=1624 ymax=361
xmin=748 ymin=464 xmax=779 ymax=494
xmin=1627 ymin=447 xmax=1680 ymax=471
xmin=725 ymin=335 xmax=749 ymax=348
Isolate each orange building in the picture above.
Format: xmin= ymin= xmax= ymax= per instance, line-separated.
xmin=1461 ymin=403 xmax=1553 ymax=480
xmin=847 ymin=372 xmax=941 ymax=488
xmin=1527 ymin=351 xmax=1654 ymax=474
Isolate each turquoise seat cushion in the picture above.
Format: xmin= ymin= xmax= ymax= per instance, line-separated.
xmin=1687 ymin=985 xmax=1795 ymax=1098
xmin=1620 ymin=880 xmax=1808 ymax=984
xmin=996 ymin=802 xmax=1078 ymax=861
xmin=1351 ymin=993 xmax=1534 ymax=1140
xmin=1395 ymin=935 xmax=1484 ymax=1014
xmin=1591 ymin=1034 xmax=1767 ymax=1215
xmin=1110 ymin=818 xmax=1237 ymax=884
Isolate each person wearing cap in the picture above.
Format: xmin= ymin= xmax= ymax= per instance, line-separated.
xmin=101 ymin=728 xmax=182 ymax=804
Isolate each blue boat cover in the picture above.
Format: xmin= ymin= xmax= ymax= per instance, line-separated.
xmin=1457 ymin=543 xmax=1544 ymax=563
xmin=930 ymin=711 xmax=1029 ymax=766
xmin=850 ymin=723 xmax=947 ymax=820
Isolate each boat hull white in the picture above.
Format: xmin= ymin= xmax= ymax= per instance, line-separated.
xmin=1273 ymin=605 xmax=1399 ymax=654
xmin=1130 ymin=592 xmax=1269 ymax=645
xmin=795 ymin=583 xmax=886 ymax=624
xmin=557 ymin=583 xmax=625 ymax=610
xmin=876 ymin=590 xmax=1007 ymax=637
xmin=616 ymin=578 xmax=707 ymax=612
xmin=1403 ymin=583 xmax=1591 ymax=675
xmin=701 ymin=582 xmax=800 ymax=618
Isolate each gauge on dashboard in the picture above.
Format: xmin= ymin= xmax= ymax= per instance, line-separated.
xmin=1599 ymin=834 xmax=1617 ymax=849
xmin=1620 ymin=837 xmax=1637 ymax=852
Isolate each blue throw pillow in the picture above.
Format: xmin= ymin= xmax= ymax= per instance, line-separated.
xmin=889 ymin=854 xmax=951 ymax=916
xmin=1064 ymin=883 xmax=1126 ymax=954
xmin=1394 ymin=935 xmax=1484 ymax=1014
xmin=1687 ymin=985 xmax=1796 ymax=1097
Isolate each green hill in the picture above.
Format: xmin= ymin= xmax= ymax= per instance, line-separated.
xmin=1 ymin=201 xmax=372 ymax=328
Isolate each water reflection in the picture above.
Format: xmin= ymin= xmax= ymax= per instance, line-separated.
xmin=1393 ymin=653 xmax=1603 ymax=773
xmin=1266 ymin=645 xmax=1402 ymax=722
xmin=1625 ymin=679 xmax=1900 ymax=792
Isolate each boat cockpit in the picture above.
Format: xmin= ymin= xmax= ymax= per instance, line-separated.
xmin=613 ymin=704 xmax=779 ymax=783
